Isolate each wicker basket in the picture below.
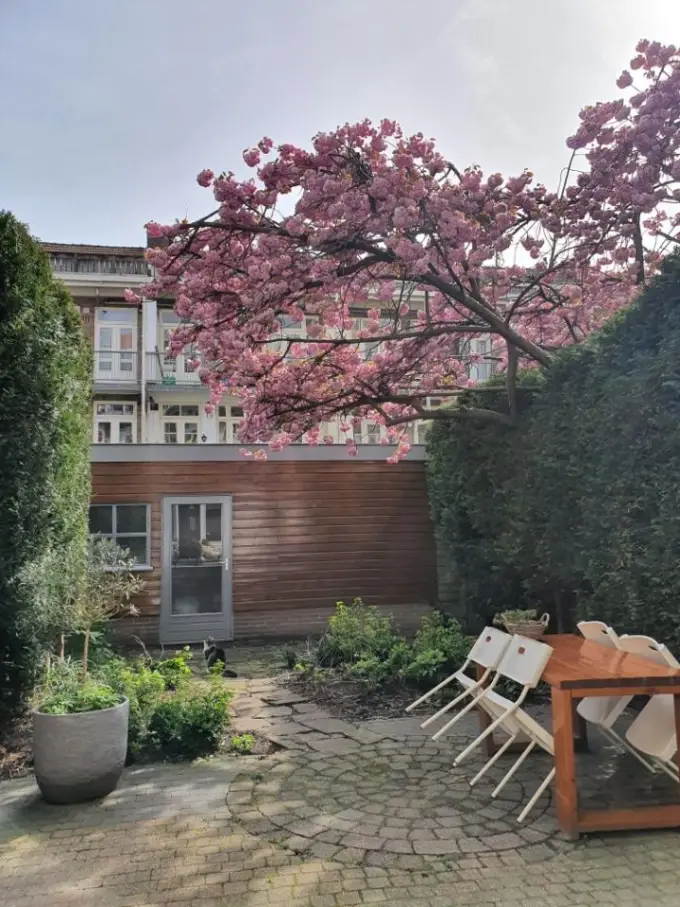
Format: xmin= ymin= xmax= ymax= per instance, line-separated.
xmin=501 ymin=612 xmax=550 ymax=639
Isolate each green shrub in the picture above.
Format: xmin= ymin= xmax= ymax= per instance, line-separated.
xmin=100 ymin=658 xmax=165 ymax=755
xmin=0 ymin=212 xmax=91 ymax=720
xmin=153 ymin=648 xmax=192 ymax=690
xmin=37 ymin=662 xmax=120 ymax=715
xmin=299 ymin=605 xmax=470 ymax=690
xmin=147 ymin=681 xmax=232 ymax=758
xmin=230 ymin=733 xmax=255 ymax=755
xmin=427 ymin=253 xmax=680 ymax=650
xmin=317 ymin=598 xmax=399 ymax=667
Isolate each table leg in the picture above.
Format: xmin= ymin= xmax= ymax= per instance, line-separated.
xmin=551 ymin=686 xmax=578 ymax=840
xmin=674 ymin=694 xmax=680 ymax=778
xmin=572 ymin=699 xmax=589 ymax=753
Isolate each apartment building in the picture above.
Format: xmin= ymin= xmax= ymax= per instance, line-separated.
xmin=44 ymin=241 xmax=487 ymax=644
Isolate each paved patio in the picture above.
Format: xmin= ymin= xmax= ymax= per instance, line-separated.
xmin=3 ymin=672 xmax=680 ymax=906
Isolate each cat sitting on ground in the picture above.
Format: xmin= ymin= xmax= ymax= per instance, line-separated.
xmin=203 ymin=638 xmax=238 ymax=678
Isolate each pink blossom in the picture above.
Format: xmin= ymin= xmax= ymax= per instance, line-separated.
xmin=243 ymin=147 xmax=261 ymax=168
xmin=140 ymin=39 xmax=680 ymax=460
xmin=197 ymin=169 xmax=214 ymax=187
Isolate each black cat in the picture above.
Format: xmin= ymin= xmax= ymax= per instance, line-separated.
xmin=203 ymin=638 xmax=238 ymax=677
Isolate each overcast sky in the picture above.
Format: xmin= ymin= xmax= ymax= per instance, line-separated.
xmin=1 ymin=0 xmax=679 ymax=246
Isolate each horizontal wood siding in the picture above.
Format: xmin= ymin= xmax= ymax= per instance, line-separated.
xmin=91 ymin=461 xmax=437 ymax=629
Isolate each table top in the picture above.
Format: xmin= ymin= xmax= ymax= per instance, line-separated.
xmin=543 ymin=634 xmax=680 ymax=691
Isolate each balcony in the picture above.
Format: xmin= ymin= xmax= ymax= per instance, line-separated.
xmin=93 ymin=350 xmax=139 ymax=388
xmin=146 ymin=351 xmax=202 ymax=387
xmin=50 ymin=256 xmax=151 ymax=277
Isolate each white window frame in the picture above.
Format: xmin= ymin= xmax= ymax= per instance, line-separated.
xmin=218 ymin=405 xmax=243 ymax=443
xmin=162 ymin=403 xmax=200 ymax=444
xmin=88 ymin=503 xmax=151 ymax=568
xmin=93 ymin=401 xmax=137 ymax=444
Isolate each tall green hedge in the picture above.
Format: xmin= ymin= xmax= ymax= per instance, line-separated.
xmin=428 ymin=254 xmax=680 ymax=651
xmin=0 ymin=213 xmax=91 ymax=721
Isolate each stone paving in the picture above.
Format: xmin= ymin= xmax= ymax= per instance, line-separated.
xmin=3 ymin=669 xmax=680 ymax=906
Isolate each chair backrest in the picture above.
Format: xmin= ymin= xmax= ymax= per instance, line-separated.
xmin=617 ymin=634 xmax=680 ymax=669
xmin=467 ymin=626 xmax=512 ymax=669
xmin=577 ymin=620 xmax=620 ymax=649
xmin=495 ymin=634 xmax=553 ymax=687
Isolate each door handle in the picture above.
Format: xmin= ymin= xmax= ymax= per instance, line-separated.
xmin=224 ymin=558 xmax=230 ymax=571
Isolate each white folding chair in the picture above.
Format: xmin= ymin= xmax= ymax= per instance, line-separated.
xmin=450 ymin=635 xmax=555 ymax=822
xmin=575 ymin=623 xmax=657 ymax=773
xmin=621 ymin=635 xmax=680 ymax=781
xmin=452 ymin=635 xmax=553 ymax=766
xmin=406 ymin=626 xmax=511 ymax=737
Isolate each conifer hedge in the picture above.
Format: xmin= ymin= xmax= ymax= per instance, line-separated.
xmin=0 ymin=213 xmax=91 ymax=721
xmin=428 ymin=254 xmax=680 ymax=650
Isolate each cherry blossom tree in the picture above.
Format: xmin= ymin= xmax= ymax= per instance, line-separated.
xmin=135 ymin=39 xmax=680 ymax=460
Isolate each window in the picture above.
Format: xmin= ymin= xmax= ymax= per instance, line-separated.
xmin=93 ymin=402 xmax=136 ymax=444
xmin=95 ymin=309 xmax=137 ymax=381
xmin=472 ymin=338 xmax=492 ymax=381
xmin=162 ymin=404 xmax=199 ymax=444
xmin=352 ymin=420 xmax=382 ymax=444
xmin=89 ymin=504 xmax=150 ymax=566
xmin=218 ymin=405 xmax=243 ymax=443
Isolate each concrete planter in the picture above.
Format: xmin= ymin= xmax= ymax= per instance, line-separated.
xmin=33 ymin=697 xmax=129 ymax=804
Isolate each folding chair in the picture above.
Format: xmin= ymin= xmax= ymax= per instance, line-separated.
xmin=575 ymin=623 xmax=657 ymax=773
xmin=406 ymin=626 xmax=511 ymax=738
xmin=452 ymin=634 xmax=553 ymax=766
xmin=620 ymin=635 xmax=680 ymax=781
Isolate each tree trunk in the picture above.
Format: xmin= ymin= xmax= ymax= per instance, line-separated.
xmin=82 ymin=630 xmax=90 ymax=679
xmin=58 ymin=632 xmax=65 ymax=660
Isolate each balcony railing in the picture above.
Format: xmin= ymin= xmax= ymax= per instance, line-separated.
xmin=50 ymin=256 xmax=151 ymax=276
xmin=93 ymin=350 xmax=138 ymax=384
xmin=145 ymin=351 xmax=201 ymax=386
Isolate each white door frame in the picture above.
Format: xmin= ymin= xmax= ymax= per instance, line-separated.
xmin=160 ymin=495 xmax=233 ymax=644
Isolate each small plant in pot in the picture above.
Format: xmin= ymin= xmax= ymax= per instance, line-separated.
xmin=32 ymin=539 xmax=144 ymax=805
xmin=493 ymin=609 xmax=550 ymax=639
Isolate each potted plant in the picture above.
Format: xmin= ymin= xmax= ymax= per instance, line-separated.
xmin=493 ymin=608 xmax=550 ymax=639
xmin=32 ymin=539 xmax=144 ymax=804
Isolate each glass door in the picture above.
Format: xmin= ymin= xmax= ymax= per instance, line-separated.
xmin=95 ymin=309 xmax=137 ymax=382
xmin=160 ymin=496 xmax=232 ymax=644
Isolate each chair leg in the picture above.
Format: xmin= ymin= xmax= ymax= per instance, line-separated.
xmin=491 ymin=742 xmax=536 ymax=798
xmin=652 ymin=757 xmax=679 ymax=781
xmin=421 ymin=683 xmax=477 ymax=729
xmin=406 ymin=667 xmax=472 ymax=713
xmin=432 ymin=693 xmax=486 ymax=742
xmin=451 ymin=707 xmax=511 ymax=762
xmin=602 ymin=726 xmax=658 ymax=774
xmin=469 ymin=732 xmax=520 ymax=788
xmin=518 ymin=766 xmax=556 ymax=823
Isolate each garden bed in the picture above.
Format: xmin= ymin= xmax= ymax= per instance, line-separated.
xmin=286 ymin=672 xmax=423 ymax=720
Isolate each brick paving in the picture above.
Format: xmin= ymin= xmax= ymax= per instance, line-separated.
xmin=3 ymin=672 xmax=680 ymax=905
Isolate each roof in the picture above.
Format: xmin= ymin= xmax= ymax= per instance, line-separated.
xmin=40 ymin=242 xmax=146 ymax=257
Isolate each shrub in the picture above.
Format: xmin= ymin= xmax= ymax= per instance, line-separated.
xmin=153 ymin=648 xmax=192 ymax=690
xmin=427 ymin=253 xmax=680 ymax=650
xmin=100 ymin=658 xmax=165 ymax=755
xmin=0 ymin=212 xmax=91 ymax=721
xmin=230 ymin=733 xmax=255 ymax=755
xmin=147 ymin=681 xmax=232 ymax=758
xmin=317 ymin=598 xmax=399 ymax=667
xmin=36 ymin=661 xmax=120 ymax=715
xmin=297 ymin=604 xmax=470 ymax=690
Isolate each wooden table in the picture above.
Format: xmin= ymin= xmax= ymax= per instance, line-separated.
xmin=479 ymin=633 xmax=680 ymax=839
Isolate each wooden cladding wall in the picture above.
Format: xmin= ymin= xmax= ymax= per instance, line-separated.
xmin=91 ymin=460 xmax=437 ymax=633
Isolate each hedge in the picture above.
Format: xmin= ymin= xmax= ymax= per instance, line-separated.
xmin=0 ymin=212 xmax=91 ymax=721
xmin=427 ymin=253 xmax=680 ymax=651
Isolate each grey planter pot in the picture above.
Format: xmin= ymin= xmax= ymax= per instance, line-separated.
xmin=33 ymin=697 xmax=129 ymax=805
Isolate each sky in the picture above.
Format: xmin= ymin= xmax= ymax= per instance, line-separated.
xmin=1 ymin=0 xmax=679 ymax=247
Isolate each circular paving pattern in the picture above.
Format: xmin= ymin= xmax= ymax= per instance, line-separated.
xmin=227 ymin=736 xmax=570 ymax=865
